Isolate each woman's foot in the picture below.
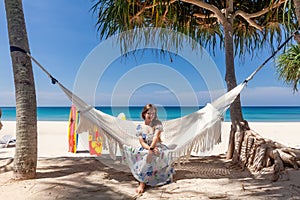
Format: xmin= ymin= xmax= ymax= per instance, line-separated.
xmin=136 ymin=182 xmax=145 ymax=194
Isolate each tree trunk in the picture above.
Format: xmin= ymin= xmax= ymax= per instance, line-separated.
xmin=4 ymin=0 xmax=37 ymax=179
xmin=224 ymin=0 xmax=248 ymax=160
xmin=220 ymin=0 xmax=300 ymax=180
xmin=222 ymin=15 xmax=299 ymax=178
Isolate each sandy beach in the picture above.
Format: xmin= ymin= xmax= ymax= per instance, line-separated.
xmin=1 ymin=121 xmax=300 ymax=199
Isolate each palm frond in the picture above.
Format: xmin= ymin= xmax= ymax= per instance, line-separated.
xmin=276 ymin=44 xmax=300 ymax=92
xmin=91 ymin=0 xmax=298 ymax=58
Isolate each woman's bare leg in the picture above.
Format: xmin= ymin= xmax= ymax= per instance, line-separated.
xmin=136 ymin=182 xmax=145 ymax=193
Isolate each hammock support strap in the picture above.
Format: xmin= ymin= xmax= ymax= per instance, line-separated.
xmin=10 ymin=45 xmax=58 ymax=85
xmin=244 ymin=29 xmax=299 ymax=82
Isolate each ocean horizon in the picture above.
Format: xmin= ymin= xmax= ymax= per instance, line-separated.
xmin=1 ymin=106 xmax=300 ymax=122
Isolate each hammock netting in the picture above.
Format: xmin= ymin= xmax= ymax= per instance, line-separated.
xmin=58 ymin=81 xmax=246 ymax=164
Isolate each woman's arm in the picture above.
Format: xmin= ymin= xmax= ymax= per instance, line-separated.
xmin=139 ymin=136 xmax=151 ymax=150
xmin=136 ymin=124 xmax=150 ymax=150
xmin=149 ymin=129 xmax=161 ymax=149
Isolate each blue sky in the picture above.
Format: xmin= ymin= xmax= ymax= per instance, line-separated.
xmin=0 ymin=0 xmax=299 ymax=107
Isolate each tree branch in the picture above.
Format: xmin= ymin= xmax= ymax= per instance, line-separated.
xmin=129 ymin=0 xmax=287 ymax=32
xmin=180 ymin=0 xmax=226 ymax=24
xmin=233 ymin=10 xmax=263 ymax=31
xmin=233 ymin=0 xmax=288 ymax=31
xmin=193 ymin=13 xmax=218 ymax=19
xmin=130 ymin=0 xmax=177 ymax=23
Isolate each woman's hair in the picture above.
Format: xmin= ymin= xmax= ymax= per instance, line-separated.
xmin=141 ymin=103 xmax=158 ymax=120
xmin=141 ymin=104 xmax=162 ymax=142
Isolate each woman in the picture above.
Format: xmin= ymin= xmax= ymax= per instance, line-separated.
xmin=123 ymin=104 xmax=174 ymax=194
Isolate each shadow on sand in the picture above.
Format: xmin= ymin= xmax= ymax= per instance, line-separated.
xmin=1 ymin=154 xmax=300 ymax=199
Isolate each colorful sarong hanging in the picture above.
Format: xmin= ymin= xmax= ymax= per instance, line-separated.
xmin=89 ymin=126 xmax=103 ymax=156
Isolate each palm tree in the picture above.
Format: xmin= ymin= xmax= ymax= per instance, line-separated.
xmin=91 ymin=0 xmax=300 ymax=178
xmin=277 ymin=44 xmax=300 ymax=92
xmin=4 ymin=0 xmax=37 ymax=179
xmin=275 ymin=0 xmax=300 ymax=92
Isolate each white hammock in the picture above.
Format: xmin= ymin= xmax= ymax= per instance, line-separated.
xmin=24 ymin=45 xmax=247 ymax=162
xmin=10 ymin=28 xmax=296 ymax=163
xmin=58 ymin=81 xmax=246 ymax=162
xmin=9 ymin=29 xmax=295 ymax=168
xmin=23 ymin=46 xmax=247 ymax=161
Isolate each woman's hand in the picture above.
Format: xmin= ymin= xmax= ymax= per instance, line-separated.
xmin=153 ymin=147 xmax=159 ymax=155
xmin=149 ymin=147 xmax=159 ymax=155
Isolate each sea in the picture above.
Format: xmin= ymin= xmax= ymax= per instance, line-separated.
xmin=1 ymin=106 xmax=300 ymax=122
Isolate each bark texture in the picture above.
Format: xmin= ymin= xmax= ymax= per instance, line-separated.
xmin=223 ymin=0 xmax=246 ymax=160
xmin=232 ymin=127 xmax=300 ymax=181
xmin=4 ymin=0 xmax=37 ymax=179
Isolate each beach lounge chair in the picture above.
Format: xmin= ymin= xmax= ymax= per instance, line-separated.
xmin=0 ymin=135 xmax=16 ymax=148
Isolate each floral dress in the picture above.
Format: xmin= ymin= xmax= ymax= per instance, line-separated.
xmin=123 ymin=124 xmax=174 ymax=186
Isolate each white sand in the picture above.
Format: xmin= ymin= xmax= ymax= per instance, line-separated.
xmin=1 ymin=121 xmax=300 ymax=200
xmin=1 ymin=121 xmax=299 ymax=158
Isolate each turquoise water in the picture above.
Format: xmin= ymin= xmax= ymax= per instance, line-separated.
xmin=1 ymin=106 xmax=300 ymax=122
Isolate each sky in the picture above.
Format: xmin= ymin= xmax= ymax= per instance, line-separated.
xmin=0 ymin=0 xmax=299 ymax=107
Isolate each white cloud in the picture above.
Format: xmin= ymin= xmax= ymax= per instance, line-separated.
xmin=241 ymin=86 xmax=300 ymax=106
xmin=0 ymin=91 xmax=15 ymax=106
xmin=2 ymin=85 xmax=298 ymax=107
xmin=94 ymin=89 xmax=217 ymax=106
xmin=36 ymin=91 xmax=70 ymax=106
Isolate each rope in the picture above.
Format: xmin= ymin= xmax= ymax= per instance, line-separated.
xmin=27 ymin=53 xmax=58 ymax=84
xmin=244 ymin=29 xmax=299 ymax=83
xmin=10 ymin=46 xmax=58 ymax=85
